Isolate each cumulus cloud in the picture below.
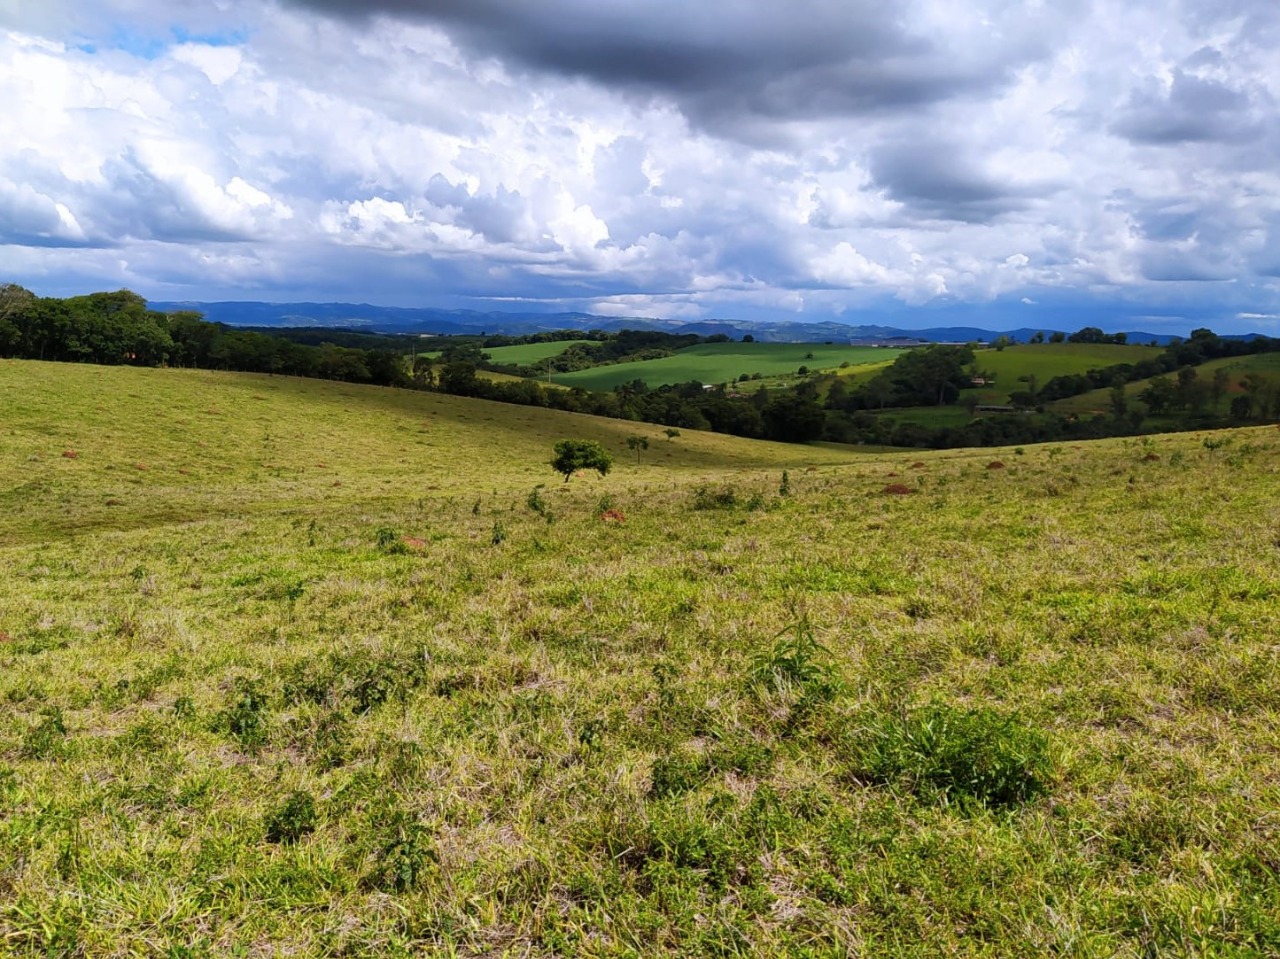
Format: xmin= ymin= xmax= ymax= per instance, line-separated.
xmin=284 ymin=0 xmax=1006 ymax=130
xmin=0 ymin=0 xmax=1278 ymax=329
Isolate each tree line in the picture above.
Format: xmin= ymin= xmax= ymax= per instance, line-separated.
xmin=0 ymin=286 xmax=411 ymax=387
xmin=3 ymin=284 xmax=1276 ymax=449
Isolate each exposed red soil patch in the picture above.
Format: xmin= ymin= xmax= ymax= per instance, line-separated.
xmin=987 ymin=461 xmax=1006 ymax=470
xmin=600 ymin=509 xmax=626 ymax=523
xmin=1142 ymin=453 xmax=1161 ymax=461
xmin=402 ymin=536 xmax=427 ymax=550
xmin=882 ymin=483 xmax=915 ymax=495
xmin=134 ymin=462 xmax=149 ymax=471
xmin=61 ymin=449 xmax=79 ymax=459
xmin=910 ymin=461 xmax=926 ymax=469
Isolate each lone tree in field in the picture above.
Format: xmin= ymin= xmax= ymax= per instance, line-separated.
xmin=551 ymin=439 xmax=613 ymax=483
xmin=627 ymin=435 xmax=649 ymax=463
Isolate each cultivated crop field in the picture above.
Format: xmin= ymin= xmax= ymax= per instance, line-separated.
xmin=2 ymin=360 xmax=1279 ymax=957
xmin=550 ymin=343 xmax=902 ymax=391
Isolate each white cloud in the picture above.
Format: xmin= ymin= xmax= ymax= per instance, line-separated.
xmin=0 ymin=1 xmax=1277 ymax=330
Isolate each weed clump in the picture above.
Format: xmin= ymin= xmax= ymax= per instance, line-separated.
xmin=219 ymin=678 xmax=270 ymax=749
xmin=749 ymin=622 xmax=841 ymax=701
xmin=264 ymin=790 xmax=318 ymax=844
xmin=360 ymin=808 xmax=436 ymax=892
xmin=375 ymin=526 xmax=409 ymax=554
xmin=21 ymin=707 xmax=67 ymax=759
xmin=848 ymin=704 xmax=1050 ymax=810
xmin=692 ymin=485 xmax=739 ymax=510
xmin=650 ymin=752 xmax=711 ymax=798
xmin=526 ymin=485 xmax=549 ymax=517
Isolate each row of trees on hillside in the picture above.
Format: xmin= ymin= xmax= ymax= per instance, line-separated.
xmin=0 ymin=286 xmax=410 ymax=387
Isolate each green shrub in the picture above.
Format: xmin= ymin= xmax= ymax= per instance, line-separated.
xmin=850 ymin=704 xmax=1050 ymax=809
xmin=526 ymin=485 xmax=548 ymax=516
xmin=374 ymin=526 xmax=399 ymax=550
xmin=692 ymin=485 xmax=739 ymax=510
xmin=264 ymin=790 xmax=318 ymax=844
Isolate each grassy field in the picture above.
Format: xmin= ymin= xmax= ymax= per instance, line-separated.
xmin=551 ymin=343 xmax=902 ymax=391
xmin=420 ymin=340 xmax=593 ymax=365
xmin=481 ymin=341 xmax=594 ymax=366
xmin=3 ymin=359 xmax=1280 ymax=957
xmin=832 ymin=343 xmax=1164 ymax=393
xmin=965 ymin=344 xmax=1165 ymax=404
xmin=1049 ymin=352 xmax=1280 ymax=416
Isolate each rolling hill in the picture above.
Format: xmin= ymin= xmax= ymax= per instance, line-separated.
xmin=2 ymin=358 xmax=1278 ymax=957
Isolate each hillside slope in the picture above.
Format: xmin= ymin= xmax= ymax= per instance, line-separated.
xmin=1 ymin=360 xmax=1279 ymax=957
xmin=0 ymin=361 xmax=864 ymax=544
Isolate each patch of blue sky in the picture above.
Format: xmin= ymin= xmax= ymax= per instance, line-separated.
xmin=104 ymin=26 xmax=169 ymax=60
xmin=171 ymin=26 xmax=249 ymax=48
xmin=76 ymin=25 xmax=247 ymax=60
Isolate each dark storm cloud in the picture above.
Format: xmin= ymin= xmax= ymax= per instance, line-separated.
xmin=283 ymin=0 xmax=1046 ymax=131
xmin=1113 ymin=67 xmax=1260 ymax=145
xmin=868 ymin=143 xmax=1046 ymax=224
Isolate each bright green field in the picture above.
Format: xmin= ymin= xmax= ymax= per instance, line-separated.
xmin=966 ymin=344 xmax=1165 ymax=403
xmin=482 ymin=340 xmax=593 ymax=365
xmin=3 ymin=359 xmax=1280 ymax=957
xmin=551 ymin=343 xmax=902 ymax=391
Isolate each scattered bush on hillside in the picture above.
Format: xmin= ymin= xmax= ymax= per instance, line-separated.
xmin=692 ymin=485 xmax=739 ymax=510
xmin=526 ymin=485 xmax=548 ymax=516
xmin=375 ymin=526 xmax=406 ymax=554
xmin=551 ymin=439 xmax=613 ymax=483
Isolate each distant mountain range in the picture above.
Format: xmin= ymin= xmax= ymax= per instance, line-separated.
xmin=150 ymin=300 xmax=1195 ymax=345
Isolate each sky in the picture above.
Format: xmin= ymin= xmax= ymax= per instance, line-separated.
xmin=2 ymin=0 xmax=1279 ymax=334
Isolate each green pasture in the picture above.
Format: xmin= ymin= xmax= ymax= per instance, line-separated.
xmin=965 ymin=343 xmax=1165 ymax=403
xmin=0 ymin=361 xmax=861 ymax=545
xmin=1049 ymin=351 xmax=1280 ymax=415
xmin=2 ymin=358 xmax=1280 ymax=957
xmin=481 ymin=340 xmax=594 ymax=365
xmin=418 ymin=339 xmax=592 ymax=364
xmin=551 ymin=343 xmax=902 ymax=391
